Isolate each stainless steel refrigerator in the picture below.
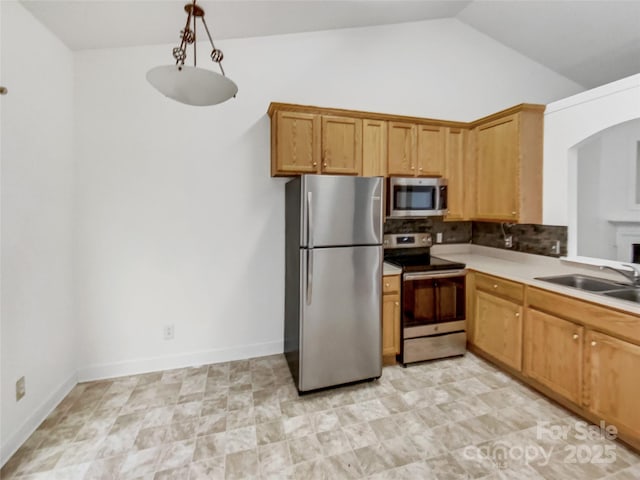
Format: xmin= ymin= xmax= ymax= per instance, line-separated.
xmin=284 ymin=174 xmax=383 ymax=392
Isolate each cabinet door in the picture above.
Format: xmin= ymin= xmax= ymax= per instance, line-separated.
xmin=322 ymin=116 xmax=362 ymax=175
xmin=274 ymin=111 xmax=321 ymax=175
xmin=524 ymin=309 xmax=583 ymax=404
xmin=382 ymin=293 xmax=401 ymax=358
xmin=444 ymin=127 xmax=466 ymax=220
xmin=387 ymin=122 xmax=416 ymax=176
xmin=362 ymin=119 xmax=387 ymax=177
xmin=416 ymin=125 xmax=445 ymax=176
xmin=474 ymin=290 xmax=523 ymax=371
xmin=586 ymin=330 xmax=640 ymax=439
xmin=475 ymin=114 xmax=519 ymax=221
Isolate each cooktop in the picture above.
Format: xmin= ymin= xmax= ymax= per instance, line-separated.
xmin=384 ymin=254 xmax=466 ymax=273
xmin=383 ymin=232 xmax=466 ymax=272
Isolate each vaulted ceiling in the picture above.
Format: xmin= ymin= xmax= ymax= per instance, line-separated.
xmin=20 ymin=0 xmax=640 ymax=89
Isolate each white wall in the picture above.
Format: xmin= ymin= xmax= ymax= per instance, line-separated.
xmin=577 ymin=119 xmax=640 ymax=261
xmin=544 ymin=73 xmax=640 ymax=259
xmin=73 ymin=18 xmax=582 ymax=380
xmin=1 ymin=1 xmax=76 ymax=465
xmin=577 ymin=137 xmax=610 ymax=258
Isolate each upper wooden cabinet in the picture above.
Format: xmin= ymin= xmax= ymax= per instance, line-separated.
xmin=272 ymin=111 xmax=321 ymax=175
xmin=270 ymin=107 xmax=363 ymax=177
xmin=387 ymin=121 xmax=416 ymax=176
xmin=321 ymin=116 xmax=362 ymax=175
xmin=444 ymin=127 xmax=467 ymax=221
xmin=362 ymin=119 xmax=387 ymax=177
xmin=472 ymin=105 xmax=544 ymax=223
xmin=268 ymin=103 xmax=545 ymax=223
xmin=387 ymin=122 xmax=446 ymax=177
xmin=416 ymin=124 xmax=445 ymax=176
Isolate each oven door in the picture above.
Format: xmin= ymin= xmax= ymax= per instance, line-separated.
xmin=402 ymin=270 xmax=466 ymax=339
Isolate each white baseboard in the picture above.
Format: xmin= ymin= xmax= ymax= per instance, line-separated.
xmin=77 ymin=340 xmax=284 ymax=382
xmin=1 ymin=372 xmax=77 ymax=467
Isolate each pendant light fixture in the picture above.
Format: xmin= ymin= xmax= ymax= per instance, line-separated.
xmin=146 ymin=0 xmax=237 ymax=106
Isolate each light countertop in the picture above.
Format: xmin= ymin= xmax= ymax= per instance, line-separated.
xmin=383 ymin=262 xmax=402 ymax=276
xmin=430 ymin=244 xmax=640 ymax=316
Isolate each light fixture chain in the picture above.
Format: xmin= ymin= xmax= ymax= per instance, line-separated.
xmin=201 ymin=17 xmax=226 ymax=77
xmin=193 ymin=4 xmax=197 ymax=67
xmin=174 ymin=3 xmax=194 ymax=66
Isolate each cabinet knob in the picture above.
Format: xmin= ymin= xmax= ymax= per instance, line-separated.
xmin=511 ymin=211 xmax=517 ymax=216
xmin=411 ymin=166 xmax=415 ymax=170
xmin=493 ymin=284 xmax=498 ymax=289
xmin=515 ymin=312 xmax=520 ymax=318
xmin=312 ymin=162 xmax=317 ymax=166
xmin=395 ymin=302 xmax=399 ymax=306
xmin=419 ymin=167 xmax=423 ymax=171
xmin=323 ymin=163 xmax=327 ymax=167
xmin=573 ymin=334 xmax=579 ymax=340
xmin=591 ymin=341 xmax=597 ymax=347
xmin=385 ymin=283 xmax=390 ymax=287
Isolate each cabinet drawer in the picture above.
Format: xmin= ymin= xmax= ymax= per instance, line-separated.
xmin=475 ymin=272 xmax=524 ymax=303
xmin=383 ymin=275 xmax=400 ymax=294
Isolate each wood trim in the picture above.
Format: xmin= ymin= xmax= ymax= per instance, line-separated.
xmin=468 ymin=103 xmax=546 ymax=128
xmin=268 ymin=102 xmax=545 ymax=129
xmin=268 ymin=102 xmax=468 ymax=128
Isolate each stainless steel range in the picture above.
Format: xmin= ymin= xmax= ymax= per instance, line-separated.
xmin=384 ymin=232 xmax=467 ymax=366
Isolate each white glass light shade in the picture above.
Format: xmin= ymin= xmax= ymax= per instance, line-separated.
xmin=146 ymin=65 xmax=238 ymax=106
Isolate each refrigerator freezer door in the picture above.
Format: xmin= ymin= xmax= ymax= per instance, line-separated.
xmin=301 ymin=175 xmax=383 ymax=248
xmin=299 ymin=245 xmax=382 ymax=392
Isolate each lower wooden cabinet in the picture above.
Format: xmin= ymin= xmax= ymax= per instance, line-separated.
xmin=468 ymin=273 xmax=640 ymax=450
xmin=471 ymin=272 xmax=524 ymax=371
xmin=474 ymin=290 xmax=523 ymax=371
xmin=382 ymin=275 xmax=401 ymax=364
xmin=585 ymin=330 xmax=640 ymax=440
xmin=523 ymin=309 xmax=583 ymax=404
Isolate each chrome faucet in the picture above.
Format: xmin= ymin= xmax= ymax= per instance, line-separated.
xmin=599 ymin=264 xmax=640 ymax=286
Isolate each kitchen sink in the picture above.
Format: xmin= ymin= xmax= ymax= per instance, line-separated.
xmin=535 ymin=274 xmax=626 ymax=292
xmin=602 ymin=288 xmax=640 ymax=304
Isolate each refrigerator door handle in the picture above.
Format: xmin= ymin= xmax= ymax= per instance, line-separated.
xmin=372 ymin=194 xmax=382 ymax=240
xmin=307 ymin=191 xmax=314 ymax=249
xmin=306 ymin=249 xmax=313 ymax=305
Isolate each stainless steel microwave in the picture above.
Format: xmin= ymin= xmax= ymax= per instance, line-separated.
xmin=387 ymin=177 xmax=448 ymax=217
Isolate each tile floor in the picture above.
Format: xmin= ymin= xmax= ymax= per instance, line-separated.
xmin=1 ymin=352 xmax=639 ymax=479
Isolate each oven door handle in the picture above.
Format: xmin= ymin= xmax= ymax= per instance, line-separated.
xmin=403 ymin=269 xmax=467 ymax=281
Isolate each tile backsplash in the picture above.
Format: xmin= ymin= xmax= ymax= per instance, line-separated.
xmin=472 ymin=222 xmax=567 ymax=257
xmin=384 ymin=218 xmax=472 ymax=243
xmin=384 ymin=218 xmax=568 ymax=258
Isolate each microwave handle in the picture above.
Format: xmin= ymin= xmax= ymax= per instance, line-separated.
xmin=439 ymin=185 xmax=448 ymax=212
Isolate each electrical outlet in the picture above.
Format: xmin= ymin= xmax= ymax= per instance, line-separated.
xmin=505 ymin=235 xmax=513 ymax=248
xmin=16 ymin=376 xmax=25 ymax=401
xmin=436 ymin=232 xmax=443 ymax=243
xmin=551 ymin=240 xmax=561 ymax=254
xmin=163 ymin=324 xmax=175 ymax=340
